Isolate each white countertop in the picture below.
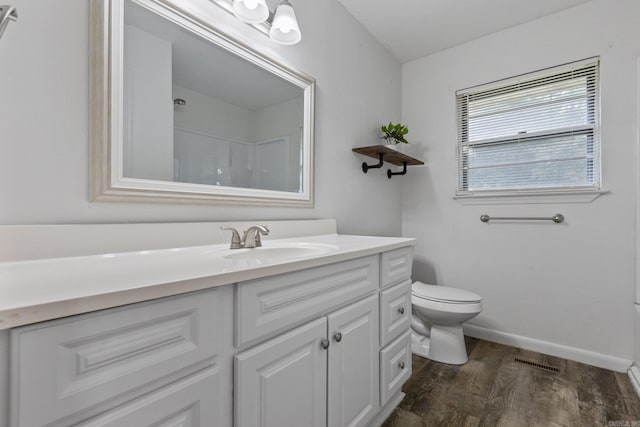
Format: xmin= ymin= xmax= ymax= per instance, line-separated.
xmin=0 ymin=234 xmax=414 ymax=330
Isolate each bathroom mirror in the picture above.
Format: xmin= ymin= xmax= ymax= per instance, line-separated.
xmin=90 ymin=0 xmax=315 ymax=206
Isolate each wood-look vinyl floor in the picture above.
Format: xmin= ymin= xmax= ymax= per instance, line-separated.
xmin=382 ymin=337 xmax=640 ymax=427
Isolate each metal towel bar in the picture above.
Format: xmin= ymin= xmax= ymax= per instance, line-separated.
xmin=480 ymin=214 xmax=565 ymax=223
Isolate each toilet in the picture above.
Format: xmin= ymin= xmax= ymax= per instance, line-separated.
xmin=411 ymin=281 xmax=482 ymax=365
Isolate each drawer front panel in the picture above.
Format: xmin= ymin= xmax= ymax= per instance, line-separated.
xmin=380 ymin=280 xmax=412 ymax=347
xmin=236 ymin=255 xmax=379 ymax=348
xmin=381 ymin=247 xmax=413 ymax=288
xmin=11 ymin=290 xmax=222 ymax=427
xmin=78 ymin=367 xmax=220 ymax=427
xmin=380 ymin=330 xmax=412 ymax=406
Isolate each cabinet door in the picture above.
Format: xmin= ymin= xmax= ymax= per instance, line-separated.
xmin=235 ymin=317 xmax=328 ymax=427
xmin=327 ymin=294 xmax=380 ymax=427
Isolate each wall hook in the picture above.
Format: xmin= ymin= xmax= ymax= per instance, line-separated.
xmin=387 ymin=162 xmax=407 ymax=179
xmin=362 ymin=153 xmax=384 ymax=173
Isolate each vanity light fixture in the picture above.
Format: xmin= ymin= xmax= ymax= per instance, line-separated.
xmin=221 ymin=0 xmax=301 ymax=45
xmin=269 ymin=0 xmax=301 ymax=45
xmin=233 ymin=0 xmax=269 ymax=24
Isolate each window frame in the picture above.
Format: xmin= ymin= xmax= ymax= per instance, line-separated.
xmin=454 ymin=58 xmax=603 ymax=203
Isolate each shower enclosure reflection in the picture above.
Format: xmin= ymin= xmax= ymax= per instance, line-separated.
xmin=123 ymin=0 xmax=304 ymax=193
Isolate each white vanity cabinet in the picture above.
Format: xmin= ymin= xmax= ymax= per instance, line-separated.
xmin=3 ymin=245 xmax=413 ymax=427
xmin=234 ymin=249 xmax=413 ymax=427
xmin=234 ymin=256 xmax=381 ymax=427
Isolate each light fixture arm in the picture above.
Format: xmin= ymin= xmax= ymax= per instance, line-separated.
xmin=266 ymin=0 xmax=293 ymax=23
xmin=0 ymin=4 xmax=18 ymax=41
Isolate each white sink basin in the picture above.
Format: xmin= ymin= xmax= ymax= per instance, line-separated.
xmin=218 ymin=243 xmax=338 ymax=261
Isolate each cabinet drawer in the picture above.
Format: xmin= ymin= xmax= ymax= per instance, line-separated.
xmin=236 ymin=255 xmax=379 ymax=348
xmin=381 ymin=246 xmax=413 ymax=288
xmin=78 ymin=367 xmax=221 ymax=427
xmin=380 ymin=330 xmax=411 ymax=406
xmin=380 ymin=280 xmax=411 ymax=347
xmin=11 ymin=290 xmax=222 ymax=427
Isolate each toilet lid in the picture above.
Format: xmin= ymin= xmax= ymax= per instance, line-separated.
xmin=412 ymin=282 xmax=481 ymax=303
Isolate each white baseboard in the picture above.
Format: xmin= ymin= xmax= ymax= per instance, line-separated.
xmin=629 ymin=365 xmax=640 ymax=399
xmin=464 ymin=324 xmax=632 ymax=373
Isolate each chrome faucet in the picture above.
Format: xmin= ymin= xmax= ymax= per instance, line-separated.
xmin=242 ymin=225 xmax=270 ymax=248
xmin=221 ymin=225 xmax=269 ymax=249
xmin=220 ymin=226 xmax=242 ymax=249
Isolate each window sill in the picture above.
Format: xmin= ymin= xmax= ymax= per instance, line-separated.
xmin=453 ymin=190 xmax=607 ymax=205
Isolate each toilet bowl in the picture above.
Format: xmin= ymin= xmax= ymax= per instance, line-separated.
xmin=411 ymin=281 xmax=482 ymax=365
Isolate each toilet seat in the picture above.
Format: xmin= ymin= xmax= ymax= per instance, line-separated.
xmin=411 ymin=282 xmax=481 ymax=304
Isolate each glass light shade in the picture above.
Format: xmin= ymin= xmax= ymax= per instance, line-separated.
xmin=269 ymin=3 xmax=301 ymax=45
xmin=233 ymin=0 xmax=269 ymax=24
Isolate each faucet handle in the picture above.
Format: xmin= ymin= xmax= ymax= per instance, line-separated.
xmin=242 ymin=225 xmax=270 ymax=248
xmin=220 ymin=226 xmax=242 ymax=249
xmin=253 ymin=225 xmax=269 ymax=247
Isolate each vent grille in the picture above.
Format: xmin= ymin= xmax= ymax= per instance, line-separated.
xmin=514 ymin=357 xmax=561 ymax=373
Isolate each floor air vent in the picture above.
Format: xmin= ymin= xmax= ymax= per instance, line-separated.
xmin=514 ymin=357 xmax=561 ymax=373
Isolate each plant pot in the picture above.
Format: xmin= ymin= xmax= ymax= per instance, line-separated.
xmin=385 ymin=142 xmax=405 ymax=153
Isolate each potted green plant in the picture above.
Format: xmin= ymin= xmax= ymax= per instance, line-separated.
xmin=380 ymin=122 xmax=409 ymax=145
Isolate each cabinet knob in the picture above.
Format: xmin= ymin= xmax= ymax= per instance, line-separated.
xmin=399 ymin=361 xmax=405 ymax=369
xmin=321 ymin=339 xmax=330 ymax=350
xmin=398 ymin=306 xmax=405 ymax=314
xmin=334 ymin=332 xmax=342 ymax=342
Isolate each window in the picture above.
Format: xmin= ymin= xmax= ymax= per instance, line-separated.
xmin=456 ymin=58 xmax=600 ymax=197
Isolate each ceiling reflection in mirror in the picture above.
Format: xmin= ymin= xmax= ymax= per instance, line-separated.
xmin=122 ymin=0 xmax=305 ymax=193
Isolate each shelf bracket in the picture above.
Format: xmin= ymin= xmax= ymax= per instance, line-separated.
xmin=362 ymin=153 xmax=384 ymax=173
xmin=387 ymin=162 xmax=407 ymax=179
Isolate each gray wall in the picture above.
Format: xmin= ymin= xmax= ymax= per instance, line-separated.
xmin=401 ymin=0 xmax=639 ymax=368
xmin=0 ymin=0 xmax=402 ymax=237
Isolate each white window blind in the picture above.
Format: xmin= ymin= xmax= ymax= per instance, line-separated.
xmin=456 ymin=58 xmax=600 ymax=196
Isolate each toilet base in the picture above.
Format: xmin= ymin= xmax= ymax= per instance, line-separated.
xmin=428 ymin=324 xmax=468 ymax=365
xmin=411 ymin=330 xmax=430 ymax=359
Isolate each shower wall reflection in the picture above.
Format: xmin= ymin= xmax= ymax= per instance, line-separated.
xmin=122 ymin=0 xmax=305 ymax=193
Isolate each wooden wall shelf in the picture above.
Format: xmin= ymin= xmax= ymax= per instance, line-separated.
xmin=352 ymin=145 xmax=424 ymax=178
